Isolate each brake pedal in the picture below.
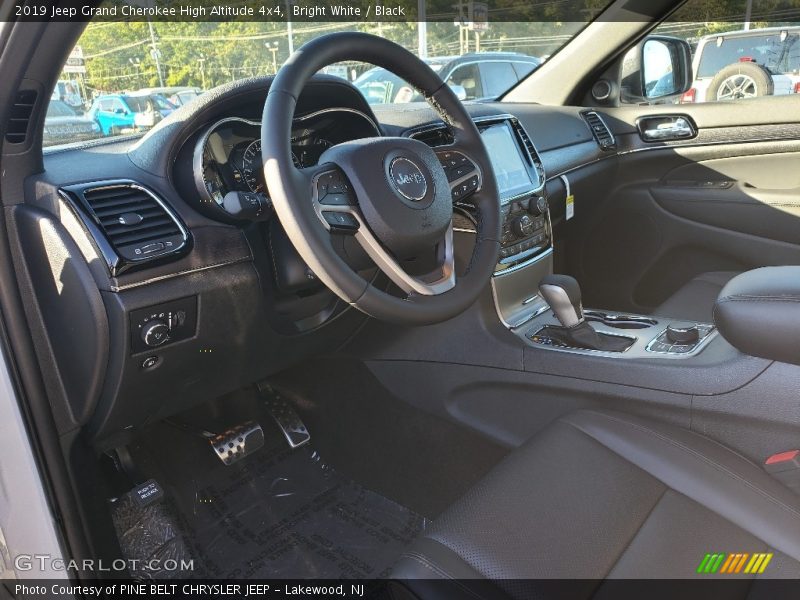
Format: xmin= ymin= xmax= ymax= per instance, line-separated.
xmin=262 ymin=389 xmax=311 ymax=449
xmin=166 ymin=420 xmax=264 ymax=466
xmin=209 ymin=422 xmax=265 ymax=465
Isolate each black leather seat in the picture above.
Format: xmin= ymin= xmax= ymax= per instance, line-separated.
xmin=653 ymin=271 xmax=740 ymax=322
xmin=392 ymin=410 xmax=800 ymax=594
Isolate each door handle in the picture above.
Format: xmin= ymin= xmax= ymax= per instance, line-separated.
xmin=638 ymin=115 xmax=697 ymax=142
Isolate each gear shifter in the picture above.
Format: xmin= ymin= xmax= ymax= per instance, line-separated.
xmin=538 ymin=274 xmax=585 ymax=328
xmin=537 ymin=275 xmax=633 ymax=353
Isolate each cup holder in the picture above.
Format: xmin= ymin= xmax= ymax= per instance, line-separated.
xmin=584 ymin=311 xmax=658 ymax=330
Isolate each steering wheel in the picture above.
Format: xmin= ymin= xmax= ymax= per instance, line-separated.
xmin=262 ymin=32 xmax=500 ymax=325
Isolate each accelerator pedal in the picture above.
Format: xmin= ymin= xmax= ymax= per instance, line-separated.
xmin=259 ymin=385 xmax=311 ymax=449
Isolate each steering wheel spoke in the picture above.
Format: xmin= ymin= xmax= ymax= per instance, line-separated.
xmin=433 ymin=146 xmax=483 ymax=203
xmin=355 ymin=220 xmax=456 ymax=296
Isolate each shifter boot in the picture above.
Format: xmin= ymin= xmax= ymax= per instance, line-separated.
xmin=538 ymin=322 xmax=634 ymax=352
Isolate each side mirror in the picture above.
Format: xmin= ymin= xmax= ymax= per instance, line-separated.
xmin=620 ymin=35 xmax=693 ymax=104
xmin=448 ymin=84 xmax=468 ymax=101
xmin=115 ymin=108 xmax=127 ymax=114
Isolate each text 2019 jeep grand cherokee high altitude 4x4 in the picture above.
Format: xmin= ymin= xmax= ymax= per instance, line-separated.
xmin=2 ymin=0 xmax=800 ymax=599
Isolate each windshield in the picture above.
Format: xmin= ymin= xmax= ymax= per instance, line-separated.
xmin=45 ymin=1 xmax=615 ymax=148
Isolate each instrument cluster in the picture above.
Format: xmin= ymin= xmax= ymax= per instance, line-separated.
xmin=192 ymin=108 xmax=380 ymax=221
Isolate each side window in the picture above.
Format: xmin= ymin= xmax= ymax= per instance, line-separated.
xmin=98 ymin=99 xmax=114 ymax=112
xmin=111 ymin=99 xmax=127 ymax=113
xmin=512 ymin=61 xmax=538 ymax=79
xmin=446 ymin=64 xmax=483 ymax=100
xmin=653 ymin=1 xmax=800 ymax=104
xmin=479 ymin=62 xmax=519 ymax=98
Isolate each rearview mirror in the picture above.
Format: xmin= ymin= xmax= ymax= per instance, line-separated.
xmin=621 ymin=35 xmax=693 ymax=104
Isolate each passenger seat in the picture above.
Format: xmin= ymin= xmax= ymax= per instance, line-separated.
xmin=652 ymin=271 xmax=740 ymax=323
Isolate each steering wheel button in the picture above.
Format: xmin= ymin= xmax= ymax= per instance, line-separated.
xmin=322 ymin=211 xmax=359 ymax=233
xmin=320 ymin=193 xmax=355 ymax=206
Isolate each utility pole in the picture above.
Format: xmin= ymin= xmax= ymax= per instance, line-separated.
xmin=147 ymin=19 xmax=164 ymax=87
xmin=453 ymin=0 xmax=468 ymax=55
xmin=286 ymin=0 xmax=294 ymax=56
xmin=418 ymin=0 xmax=427 ymax=58
xmin=744 ymin=0 xmax=752 ymax=30
xmin=265 ymin=42 xmax=279 ymax=74
xmin=197 ymin=55 xmax=206 ymax=89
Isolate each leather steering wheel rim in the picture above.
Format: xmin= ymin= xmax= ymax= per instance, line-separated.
xmin=262 ymin=32 xmax=501 ymax=325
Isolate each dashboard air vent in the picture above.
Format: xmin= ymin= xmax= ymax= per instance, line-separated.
xmin=510 ymin=119 xmax=546 ymax=185
xmin=583 ymin=111 xmax=616 ymax=150
xmin=5 ymin=90 xmax=38 ymax=145
xmin=63 ymin=181 xmax=189 ymax=275
xmin=412 ymin=126 xmax=454 ymax=148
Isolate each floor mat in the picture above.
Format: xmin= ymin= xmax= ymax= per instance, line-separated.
xmin=113 ymin=436 xmax=427 ymax=579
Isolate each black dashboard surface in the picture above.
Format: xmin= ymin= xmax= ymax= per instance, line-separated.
xmin=32 ymin=74 xmax=609 ymax=447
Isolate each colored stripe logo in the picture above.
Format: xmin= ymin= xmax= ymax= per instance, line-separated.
xmin=697 ymin=552 xmax=773 ymax=574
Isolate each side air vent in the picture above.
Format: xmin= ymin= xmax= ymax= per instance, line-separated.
xmin=62 ymin=181 xmax=189 ymax=276
xmin=5 ymin=90 xmax=38 ymax=145
xmin=411 ymin=126 xmax=455 ymax=148
xmin=583 ymin=111 xmax=616 ymax=150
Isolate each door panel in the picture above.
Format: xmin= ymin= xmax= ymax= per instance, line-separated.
xmin=569 ymin=97 xmax=800 ymax=314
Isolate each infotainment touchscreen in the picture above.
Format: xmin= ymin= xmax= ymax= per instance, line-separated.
xmin=480 ymin=123 xmax=537 ymax=201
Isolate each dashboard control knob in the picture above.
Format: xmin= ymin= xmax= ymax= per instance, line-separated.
xmin=512 ymin=215 xmax=535 ymax=238
xmin=141 ymin=320 xmax=171 ymax=347
xmin=665 ymin=323 xmax=700 ymax=345
xmin=528 ymin=196 xmax=548 ymax=216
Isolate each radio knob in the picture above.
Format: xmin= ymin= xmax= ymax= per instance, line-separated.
xmin=512 ymin=215 xmax=535 ymax=238
xmin=141 ymin=319 xmax=170 ymax=347
xmin=528 ymin=196 xmax=548 ymax=216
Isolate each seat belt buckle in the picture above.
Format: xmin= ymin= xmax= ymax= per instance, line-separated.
xmin=764 ymin=450 xmax=800 ymax=494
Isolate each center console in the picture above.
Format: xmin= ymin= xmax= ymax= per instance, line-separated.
xmin=476 ymin=117 xmax=551 ymax=271
xmin=479 ymin=118 xmax=719 ymax=362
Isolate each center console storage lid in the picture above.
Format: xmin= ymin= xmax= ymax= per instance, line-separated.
xmin=714 ymin=266 xmax=800 ymax=366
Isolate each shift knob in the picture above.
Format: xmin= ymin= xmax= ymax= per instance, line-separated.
xmin=539 ymin=274 xmax=584 ymax=328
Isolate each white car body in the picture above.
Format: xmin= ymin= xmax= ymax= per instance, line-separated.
xmin=684 ymin=27 xmax=800 ymax=103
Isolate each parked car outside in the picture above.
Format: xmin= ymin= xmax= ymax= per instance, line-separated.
xmin=136 ymin=86 xmax=204 ymax=107
xmin=683 ymin=26 xmax=800 ymax=103
xmin=355 ymin=52 xmax=541 ymax=104
xmin=42 ymin=99 xmax=101 ymax=146
xmin=87 ymin=93 xmax=176 ymax=136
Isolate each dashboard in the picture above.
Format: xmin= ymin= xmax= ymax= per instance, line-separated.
xmin=34 ymin=74 xmax=607 ymax=448
xmin=192 ymin=108 xmax=380 ymax=221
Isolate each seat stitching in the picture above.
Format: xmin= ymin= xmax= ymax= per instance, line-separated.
xmin=562 ymin=411 xmax=800 ymax=522
xmin=398 ymin=552 xmax=488 ymax=600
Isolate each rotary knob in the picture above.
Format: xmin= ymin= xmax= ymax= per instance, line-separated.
xmin=141 ymin=319 xmax=170 ymax=347
xmin=512 ymin=215 xmax=535 ymax=237
xmin=528 ymin=196 xmax=548 ymax=216
xmin=666 ymin=322 xmax=700 ymax=345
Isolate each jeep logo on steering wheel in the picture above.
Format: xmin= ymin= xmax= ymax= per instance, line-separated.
xmin=389 ymin=157 xmax=428 ymax=201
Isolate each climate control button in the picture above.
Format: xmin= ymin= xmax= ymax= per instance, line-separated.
xmin=511 ymin=215 xmax=535 ymax=237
